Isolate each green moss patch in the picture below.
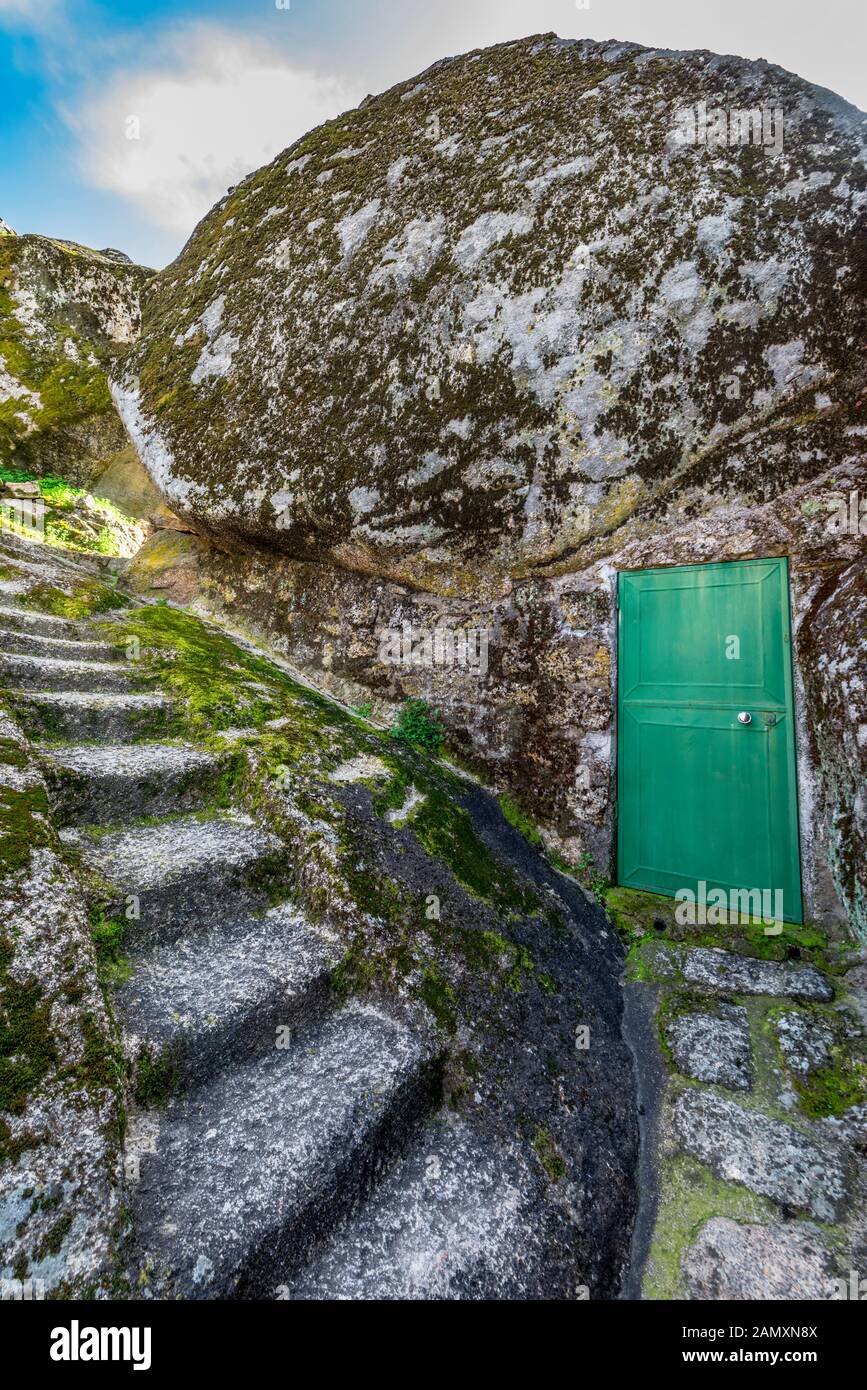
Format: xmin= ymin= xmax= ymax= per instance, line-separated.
xmin=0 ymin=779 xmax=55 ymax=876
xmin=0 ymin=935 xmax=58 ymax=1116
xmin=20 ymin=578 xmax=127 ymax=620
xmin=410 ymin=789 xmax=539 ymax=915
xmin=134 ymin=1047 xmax=179 ymax=1110
xmin=88 ymin=910 xmax=133 ymax=990
xmin=608 ymin=886 xmax=832 ymax=969
xmin=643 ymin=1152 xmax=778 ymax=1300
xmin=532 ymin=1124 xmax=566 ymax=1182
xmin=499 ymin=793 xmax=543 ymax=847
xmin=765 ymin=1003 xmax=867 ymax=1119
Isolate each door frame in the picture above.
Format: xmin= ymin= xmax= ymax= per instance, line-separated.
xmin=614 ymin=555 xmax=804 ymax=923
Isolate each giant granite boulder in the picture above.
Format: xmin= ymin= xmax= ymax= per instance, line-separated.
xmin=115 ymin=33 xmax=865 ymax=581
xmin=1 ymin=229 xmax=151 ymax=485
xmin=113 ymin=34 xmax=867 ymax=933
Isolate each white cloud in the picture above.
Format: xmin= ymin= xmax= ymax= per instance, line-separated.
xmin=0 ymin=0 xmax=64 ymax=28
xmin=68 ymin=26 xmax=363 ymax=237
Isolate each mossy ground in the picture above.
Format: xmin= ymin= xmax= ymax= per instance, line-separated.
xmin=0 ymin=933 xmax=58 ymax=1122
xmin=20 ymin=577 xmax=127 ymax=620
xmin=0 ymin=756 xmax=55 ymax=877
xmin=499 ymin=793 xmax=543 ymax=848
xmin=763 ymin=1001 xmax=867 ymax=1120
xmin=643 ymin=1153 xmax=778 ymax=1300
xmin=88 ymin=910 xmax=133 ymax=990
xmin=611 ymin=885 xmax=834 ymax=970
xmin=0 ymin=467 xmax=140 ymax=557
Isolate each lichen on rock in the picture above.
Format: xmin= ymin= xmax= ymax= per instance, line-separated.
xmin=115 ymin=34 xmax=866 ymax=583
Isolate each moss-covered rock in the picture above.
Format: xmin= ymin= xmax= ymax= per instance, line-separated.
xmin=0 ymin=230 xmax=151 ymax=485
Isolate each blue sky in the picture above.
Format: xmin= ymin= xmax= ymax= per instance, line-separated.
xmin=2 ymin=0 xmax=864 ymax=269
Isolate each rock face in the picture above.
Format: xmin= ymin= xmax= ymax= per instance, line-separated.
xmin=1 ymin=230 xmax=151 ymax=484
xmin=665 ymin=1003 xmax=753 ymax=1091
xmin=674 ymin=1089 xmax=848 ymax=1222
xmin=113 ymin=33 xmax=867 ymax=935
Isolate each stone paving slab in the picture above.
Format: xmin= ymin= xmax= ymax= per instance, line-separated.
xmin=666 ymin=1003 xmax=753 ymax=1091
xmin=683 ymin=1217 xmax=838 ymax=1300
xmin=681 ymin=947 xmax=834 ymax=1002
xmin=674 ymin=1090 xmax=849 ymax=1223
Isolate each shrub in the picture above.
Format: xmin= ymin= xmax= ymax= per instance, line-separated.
xmin=389 ymin=698 xmax=445 ymax=753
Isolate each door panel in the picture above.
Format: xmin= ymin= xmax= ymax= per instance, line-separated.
xmin=617 ymin=559 xmax=802 ymax=922
xmin=620 ymin=560 xmax=788 ymax=706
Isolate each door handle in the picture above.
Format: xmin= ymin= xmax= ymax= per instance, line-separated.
xmin=737 ymin=711 xmax=752 ymax=725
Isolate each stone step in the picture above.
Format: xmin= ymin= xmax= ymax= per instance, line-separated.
xmin=0 ymin=649 xmax=142 ymax=693
xmin=673 ymin=1090 xmax=849 ymax=1223
xmin=128 ymin=1002 xmax=439 ymax=1298
xmin=44 ymin=742 xmax=224 ymax=825
xmin=119 ymin=903 xmax=341 ymax=1089
xmin=679 ymin=946 xmax=834 ymax=1003
xmin=0 ymin=602 xmax=97 ymax=640
xmin=285 ymin=1119 xmax=556 ymax=1300
xmin=63 ymin=811 xmax=291 ymax=947
xmin=8 ymin=689 xmax=175 ymax=743
xmin=0 ymin=625 xmax=122 ymax=663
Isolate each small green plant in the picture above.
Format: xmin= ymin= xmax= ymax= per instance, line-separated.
xmin=574 ymin=850 xmax=608 ymax=900
xmin=389 ymin=698 xmax=445 ymax=754
xmin=89 ymin=911 xmax=132 ymax=988
xmin=353 ymin=701 xmax=374 ymax=718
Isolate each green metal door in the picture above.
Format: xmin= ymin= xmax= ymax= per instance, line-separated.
xmin=617 ymin=558 xmax=802 ymax=923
